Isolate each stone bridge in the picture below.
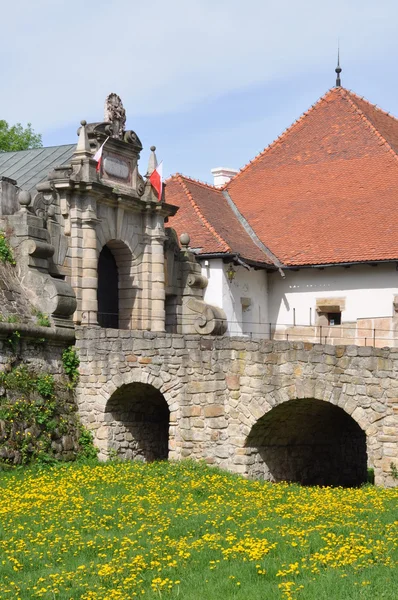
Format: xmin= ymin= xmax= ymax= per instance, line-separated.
xmin=76 ymin=327 xmax=398 ymax=487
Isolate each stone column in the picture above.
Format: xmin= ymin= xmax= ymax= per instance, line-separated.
xmin=151 ymin=206 xmax=166 ymax=332
xmin=69 ymin=203 xmax=83 ymax=323
xmin=139 ymin=205 xmax=153 ymax=331
xmin=81 ymin=209 xmax=99 ymax=326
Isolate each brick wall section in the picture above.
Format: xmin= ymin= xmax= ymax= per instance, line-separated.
xmin=76 ymin=327 xmax=398 ymax=487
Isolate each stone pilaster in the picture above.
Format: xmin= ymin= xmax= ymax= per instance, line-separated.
xmin=81 ymin=202 xmax=99 ymax=326
xmin=151 ymin=206 xmax=166 ymax=332
xmin=139 ymin=205 xmax=153 ymax=331
xmin=69 ymin=206 xmax=83 ymax=323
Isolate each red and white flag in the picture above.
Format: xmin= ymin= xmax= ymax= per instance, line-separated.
xmin=149 ymin=161 xmax=163 ymax=201
xmin=93 ymin=137 xmax=109 ymax=173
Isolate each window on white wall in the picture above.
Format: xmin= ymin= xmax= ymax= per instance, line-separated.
xmin=327 ymin=312 xmax=341 ymax=326
xmin=316 ymin=298 xmax=345 ymax=327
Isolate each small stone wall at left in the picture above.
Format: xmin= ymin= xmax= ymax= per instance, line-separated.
xmin=0 ymin=324 xmax=87 ymax=466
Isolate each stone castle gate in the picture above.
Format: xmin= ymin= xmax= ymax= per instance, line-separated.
xmin=76 ymin=327 xmax=398 ymax=487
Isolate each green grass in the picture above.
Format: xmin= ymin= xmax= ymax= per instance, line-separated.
xmin=0 ymin=460 xmax=397 ymax=599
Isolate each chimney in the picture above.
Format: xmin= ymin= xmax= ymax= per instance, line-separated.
xmin=211 ymin=167 xmax=239 ymax=188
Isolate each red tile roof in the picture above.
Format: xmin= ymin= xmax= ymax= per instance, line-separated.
xmin=165 ymin=175 xmax=271 ymax=263
xmin=226 ymin=87 xmax=398 ymax=266
xmin=166 ymin=87 xmax=398 ymax=267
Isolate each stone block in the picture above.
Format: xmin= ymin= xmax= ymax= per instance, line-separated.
xmin=96 ymin=426 xmax=108 ymax=440
xmin=346 ymin=345 xmax=358 ymax=356
xmin=204 ymin=405 xmax=224 ymax=418
xmin=206 ymin=417 xmax=228 ymax=429
xmin=215 ymin=447 xmax=230 ymax=459
xmin=182 ymin=405 xmax=202 ymax=417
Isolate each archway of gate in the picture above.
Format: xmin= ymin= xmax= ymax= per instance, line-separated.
xmin=244 ymin=398 xmax=368 ymax=487
xmin=97 ymin=239 xmax=136 ymax=329
xmin=104 ymin=382 xmax=170 ymax=461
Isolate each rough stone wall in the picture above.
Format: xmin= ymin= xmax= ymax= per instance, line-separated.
xmin=0 ymin=326 xmax=80 ymax=463
xmin=76 ymin=328 xmax=398 ymax=487
xmin=0 ymin=262 xmax=38 ymax=325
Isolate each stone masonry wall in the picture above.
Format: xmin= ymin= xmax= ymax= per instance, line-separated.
xmin=0 ymin=325 xmax=80 ymax=463
xmin=76 ymin=327 xmax=398 ymax=487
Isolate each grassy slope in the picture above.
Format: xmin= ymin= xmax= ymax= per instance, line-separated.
xmin=0 ymin=461 xmax=397 ymax=600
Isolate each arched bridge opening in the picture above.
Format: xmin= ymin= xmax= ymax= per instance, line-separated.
xmin=105 ymin=383 xmax=170 ymax=461
xmin=245 ymin=398 xmax=367 ymax=487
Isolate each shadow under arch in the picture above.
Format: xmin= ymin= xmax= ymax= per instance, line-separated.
xmin=245 ymin=398 xmax=367 ymax=487
xmin=97 ymin=239 xmax=135 ymax=329
xmin=105 ymin=382 xmax=170 ymax=461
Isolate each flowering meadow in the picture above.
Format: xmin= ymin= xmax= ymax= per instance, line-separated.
xmin=0 ymin=461 xmax=397 ymax=599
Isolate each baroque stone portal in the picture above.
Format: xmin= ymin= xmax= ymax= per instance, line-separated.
xmin=0 ymin=95 xmax=226 ymax=335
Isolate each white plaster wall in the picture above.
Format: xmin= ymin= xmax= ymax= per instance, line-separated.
xmin=268 ymin=264 xmax=398 ymax=326
xmin=200 ymin=259 xmax=224 ymax=308
xmin=201 ymin=260 xmax=268 ymax=336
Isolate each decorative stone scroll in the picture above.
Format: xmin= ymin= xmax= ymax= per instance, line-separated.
xmin=185 ymin=298 xmax=227 ymax=335
xmin=32 ymin=185 xmax=59 ymax=221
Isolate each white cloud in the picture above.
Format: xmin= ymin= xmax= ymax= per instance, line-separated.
xmin=1 ymin=0 xmax=398 ymax=131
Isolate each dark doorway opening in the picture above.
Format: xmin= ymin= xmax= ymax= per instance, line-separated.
xmin=245 ymin=398 xmax=367 ymax=487
xmin=98 ymin=245 xmax=119 ymax=328
xmin=105 ymin=383 xmax=170 ymax=461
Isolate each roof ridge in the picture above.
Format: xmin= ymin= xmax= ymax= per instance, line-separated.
xmin=175 ymin=175 xmax=231 ymax=253
xmin=221 ymin=189 xmax=283 ymax=268
xmin=167 ymin=173 xmax=216 ymax=189
xmin=340 ymin=89 xmax=398 ymax=162
xmin=225 ymin=87 xmax=339 ymax=187
xmin=345 ymin=89 xmax=398 ymax=124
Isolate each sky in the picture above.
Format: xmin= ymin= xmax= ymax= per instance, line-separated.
xmin=1 ymin=0 xmax=398 ymax=183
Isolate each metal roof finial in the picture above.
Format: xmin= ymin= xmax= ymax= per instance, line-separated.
xmin=335 ymin=43 xmax=342 ymax=87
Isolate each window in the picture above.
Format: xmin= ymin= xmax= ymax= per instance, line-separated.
xmin=327 ymin=312 xmax=341 ymax=326
xmin=316 ymin=298 xmax=345 ymax=327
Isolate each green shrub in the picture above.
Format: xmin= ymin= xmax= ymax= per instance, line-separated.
xmin=0 ymin=362 xmax=96 ymax=467
xmin=77 ymin=426 xmax=98 ymax=460
xmin=35 ymin=374 xmax=55 ymax=398
xmin=0 ymin=232 xmax=15 ymax=265
xmin=0 ymin=340 xmax=98 ymax=467
xmin=6 ymin=314 xmax=19 ymax=324
xmin=32 ymin=309 xmax=50 ymax=327
xmin=0 ymin=365 xmax=35 ymax=394
xmin=7 ymin=330 xmax=20 ymax=353
xmin=0 ymin=394 xmax=57 ymax=465
xmin=62 ymin=346 xmax=80 ymax=388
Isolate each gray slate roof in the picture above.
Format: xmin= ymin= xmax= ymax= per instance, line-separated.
xmin=0 ymin=144 xmax=76 ymax=193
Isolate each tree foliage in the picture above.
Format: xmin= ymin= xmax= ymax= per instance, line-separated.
xmin=0 ymin=120 xmax=42 ymax=152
